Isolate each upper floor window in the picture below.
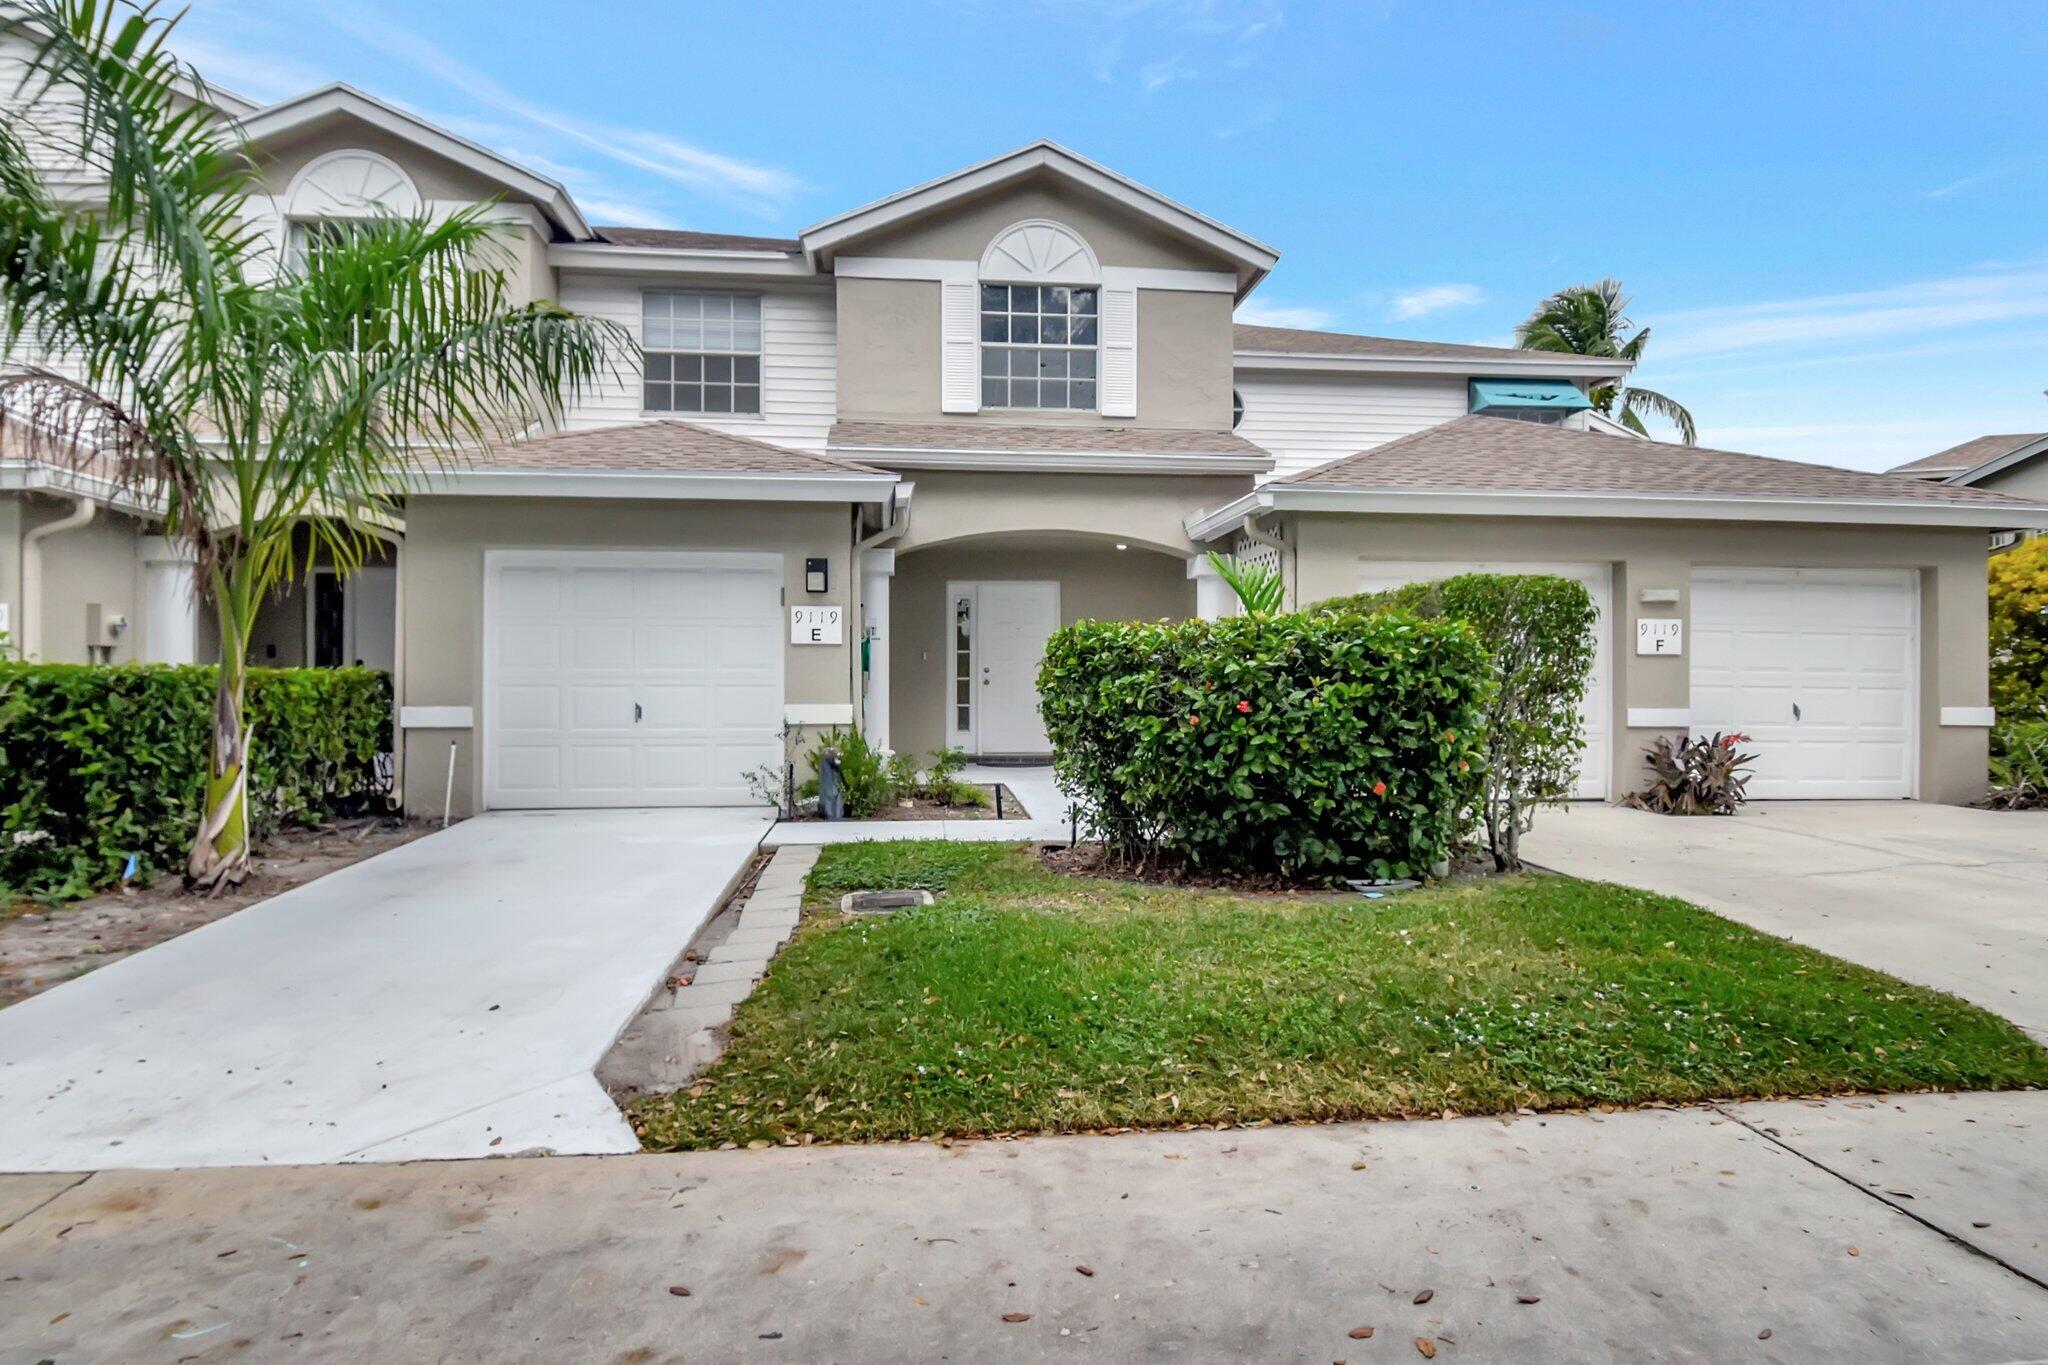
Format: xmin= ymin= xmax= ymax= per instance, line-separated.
xmin=643 ymin=290 xmax=762 ymax=415
xmin=980 ymin=283 xmax=1098 ymax=411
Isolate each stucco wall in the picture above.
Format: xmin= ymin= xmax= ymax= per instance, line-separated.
xmin=889 ymin=540 xmax=1192 ymax=759
xmin=1979 ymin=458 xmax=2048 ymax=507
xmin=397 ymin=496 xmax=858 ymax=816
xmin=895 ymin=470 xmax=1253 ymax=557
xmin=847 ymin=175 xmax=1231 ymax=273
xmin=1288 ymin=513 xmax=1993 ymax=804
xmin=8 ymin=496 xmax=146 ymax=663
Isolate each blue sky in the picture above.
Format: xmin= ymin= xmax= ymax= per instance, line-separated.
xmin=174 ymin=0 xmax=2048 ymax=470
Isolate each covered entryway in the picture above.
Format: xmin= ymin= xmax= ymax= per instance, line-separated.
xmin=1690 ymin=568 xmax=1917 ymax=799
xmin=484 ymin=549 xmax=784 ymax=808
xmin=1356 ymin=560 xmax=1612 ymax=800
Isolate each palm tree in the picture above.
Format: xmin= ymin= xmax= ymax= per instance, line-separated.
xmin=0 ymin=0 xmax=623 ymax=887
xmin=1514 ymin=278 xmax=1696 ymax=444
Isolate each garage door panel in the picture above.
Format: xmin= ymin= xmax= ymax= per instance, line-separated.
xmin=485 ymin=551 xmax=786 ymax=809
xmin=1691 ymin=569 xmax=1915 ymax=799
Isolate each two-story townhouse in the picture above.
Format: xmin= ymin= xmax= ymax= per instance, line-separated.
xmin=9 ymin=67 xmax=2046 ymax=815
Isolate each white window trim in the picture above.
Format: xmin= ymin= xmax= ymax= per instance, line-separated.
xmin=639 ymin=288 xmax=767 ymax=420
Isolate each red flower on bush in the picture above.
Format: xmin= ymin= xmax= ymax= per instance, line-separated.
xmin=1372 ymin=780 xmax=1388 ymax=796
xmin=1236 ymin=699 xmax=1252 ymax=714
xmin=1188 ymin=714 xmax=1199 ymax=726
xmin=1457 ymin=760 xmax=1468 ymax=772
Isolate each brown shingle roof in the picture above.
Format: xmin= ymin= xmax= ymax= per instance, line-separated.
xmin=1887 ymin=433 xmax=2044 ymax=477
xmin=471 ymin=421 xmax=887 ymax=475
xmin=1283 ymin=415 xmax=2047 ymax=507
xmin=592 ymin=227 xmax=801 ymax=253
xmin=1234 ymin=324 xmax=1615 ymax=366
xmin=828 ymin=419 xmax=1268 ymax=458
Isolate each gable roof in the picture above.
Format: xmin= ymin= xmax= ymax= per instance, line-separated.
xmin=592 ymin=227 xmax=801 ymax=254
xmin=238 ymin=84 xmax=593 ymax=239
xmin=800 ymin=141 xmax=1278 ymax=296
xmin=1186 ymin=415 xmax=2048 ymax=539
xmin=1233 ymin=323 xmax=1635 ymax=379
xmin=409 ymin=421 xmax=896 ymax=502
xmin=1889 ymin=433 xmax=2048 ymax=482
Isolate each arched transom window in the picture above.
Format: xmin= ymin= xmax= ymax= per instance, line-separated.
xmin=977 ymin=220 xmax=1101 ymax=412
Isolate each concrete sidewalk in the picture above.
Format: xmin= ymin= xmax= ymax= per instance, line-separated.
xmin=1524 ymin=801 xmax=2048 ymax=1038
xmin=0 ymin=809 xmax=768 ymax=1172
xmin=2 ymin=1092 xmax=2043 ymax=1362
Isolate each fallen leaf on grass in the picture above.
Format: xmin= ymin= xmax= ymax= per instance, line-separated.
xmin=1001 ymin=1312 xmax=1032 ymax=1323
xmin=1348 ymin=1325 xmax=1375 ymax=1339
xmin=1415 ymin=1337 xmax=1437 ymax=1358
xmin=1413 ymin=1289 xmax=1434 ymax=1305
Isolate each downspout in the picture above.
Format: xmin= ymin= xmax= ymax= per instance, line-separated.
xmin=20 ymin=494 xmax=96 ymax=660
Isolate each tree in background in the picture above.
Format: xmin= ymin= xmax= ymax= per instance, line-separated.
xmin=1989 ymin=536 xmax=2048 ymax=721
xmin=0 ymin=0 xmax=622 ymax=887
xmin=1514 ymin=278 xmax=1697 ymax=444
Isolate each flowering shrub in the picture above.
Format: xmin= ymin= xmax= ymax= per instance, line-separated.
xmin=1037 ymin=609 xmax=1489 ymax=879
xmin=1623 ymin=732 xmax=1757 ymax=815
xmin=1318 ymin=573 xmax=1597 ymax=869
xmin=0 ymin=663 xmax=391 ymax=902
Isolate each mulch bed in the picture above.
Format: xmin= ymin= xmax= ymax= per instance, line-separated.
xmin=785 ymin=783 xmax=1025 ymax=823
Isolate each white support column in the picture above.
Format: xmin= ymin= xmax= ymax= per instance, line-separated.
xmin=860 ymin=548 xmax=896 ymax=752
xmin=137 ymin=535 xmax=199 ymax=664
xmin=1188 ymin=553 xmax=1232 ymax=622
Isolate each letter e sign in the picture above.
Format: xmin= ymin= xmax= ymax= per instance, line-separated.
xmin=1636 ymin=618 xmax=1683 ymax=656
xmin=791 ymin=605 xmax=843 ymax=646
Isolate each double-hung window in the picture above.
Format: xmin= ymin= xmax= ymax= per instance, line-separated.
xmin=643 ymin=290 xmax=762 ymax=415
xmin=979 ymin=284 xmax=1098 ymax=411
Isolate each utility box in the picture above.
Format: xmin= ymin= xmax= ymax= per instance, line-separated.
xmin=85 ymin=603 xmax=128 ymax=661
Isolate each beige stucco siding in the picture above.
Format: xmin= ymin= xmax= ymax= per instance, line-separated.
xmin=895 ymin=470 xmax=1253 ymax=557
xmin=847 ymin=176 xmax=1231 ymax=274
xmin=1977 ymin=458 xmax=2048 ymax=505
xmin=252 ymin=123 xmax=510 ymax=203
xmin=3 ymin=495 xmax=148 ymax=663
xmin=835 ymin=279 xmax=1231 ymax=430
xmin=889 ymin=541 xmax=1192 ymax=760
xmin=1288 ymin=513 xmax=1992 ymax=804
xmin=397 ymin=496 xmax=858 ymax=816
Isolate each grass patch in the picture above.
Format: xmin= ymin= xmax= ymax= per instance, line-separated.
xmin=630 ymin=842 xmax=2048 ymax=1149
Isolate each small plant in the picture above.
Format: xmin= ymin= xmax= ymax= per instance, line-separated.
xmin=742 ymin=721 xmax=801 ymax=817
xmin=1207 ymin=551 xmax=1285 ymax=618
xmin=1624 ymin=732 xmax=1756 ymax=815
xmin=913 ymin=746 xmax=986 ymax=807
xmin=1984 ymin=719 xmax=2048 ymax=811
xmin=805 ymin=727 xmax=897 ymax=818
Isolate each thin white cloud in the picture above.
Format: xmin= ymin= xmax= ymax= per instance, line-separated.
xmin=1654 ymin=265 xmax=2048 ymax=361
xmin=321 ymin=2 xmax=802 ymax=217
xmin=1924 ymin=168 xmax=2000 ymax=200
xmin=1235 ymin=300 xmax=1336 ymax=329
xmin=1389 ymin=283 xmax=1485 ymax=319
xmin=1139 ymin=53 xmax=1193 ymax=92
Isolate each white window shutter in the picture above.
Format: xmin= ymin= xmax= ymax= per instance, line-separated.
xmin=1099 ymin=284 xmax=1137 ymax=417
xmin=940 ymin=279 xmax=980 ymax=413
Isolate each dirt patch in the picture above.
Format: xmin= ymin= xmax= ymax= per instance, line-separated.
xmin=0 ymin=817 xmax=429 ymax=1009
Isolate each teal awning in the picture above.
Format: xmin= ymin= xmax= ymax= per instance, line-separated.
xmin=1469 ymin=378 xmax=1592 ymax=414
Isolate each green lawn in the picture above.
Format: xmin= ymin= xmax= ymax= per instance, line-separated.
xmin=629 ymin=842 xmax=2048 ymax=1150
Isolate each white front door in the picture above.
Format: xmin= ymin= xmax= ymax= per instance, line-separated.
xmin=971 ymin=581 xmax=1061 ymax=755
xmin=483 ymin=550 xmax=784 ymax=809
xmin=1355 ymin=561 xmax=1611 ymax=800
xmin=1690 ymin=568 xmax=1917 ymax=799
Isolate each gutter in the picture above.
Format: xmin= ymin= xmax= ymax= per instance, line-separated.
xmin=19 ymin=494 xmax=96 ymax=660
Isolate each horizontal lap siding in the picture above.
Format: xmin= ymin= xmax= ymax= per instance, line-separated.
xmin=557 ymin=273 xmax=838 ymax=451
xmin=1235 ymin=373 xmax=1467 ymax=481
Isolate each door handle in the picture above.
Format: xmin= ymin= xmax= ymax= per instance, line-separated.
xmin=634 ymin=702 xmax=643 ymax=723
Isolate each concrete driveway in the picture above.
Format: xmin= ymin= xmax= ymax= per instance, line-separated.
xmin=0 ymin=809 xmax=768 ymax=1172
xmin=1524 ymin=802 xmax=2048 ymax=1036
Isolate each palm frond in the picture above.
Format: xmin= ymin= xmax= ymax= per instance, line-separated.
xmin=1620 ymin=386 xmax=1697 ymax=445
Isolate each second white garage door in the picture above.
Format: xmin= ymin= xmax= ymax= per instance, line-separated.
xmin=484 ymin=550 xmax=784 ymax=809
xmin=1690 ymin=568 xmax=1917 ymax=800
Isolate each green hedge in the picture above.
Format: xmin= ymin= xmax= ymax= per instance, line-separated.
xmin=0 ymin=664 xmax=392 ymax=903
xmin=1038 ymin=610 xmax=1489 ymax=878
xmin=1317 ymin=574 xmax=1596 ymax=869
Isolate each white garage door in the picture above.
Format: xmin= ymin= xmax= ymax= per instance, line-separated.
xmin=1356 ymin=561 xmax=1611 ymax=800
xmin=1691 ymin=568 xmax=1917 ymax=800
xmin=483 ymin=550 xmax=784 ymax=809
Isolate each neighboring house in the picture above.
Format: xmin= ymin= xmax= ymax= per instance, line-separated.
xmin=1890 ymin=434 xmax=2048 ymax=547
xmin=6 ymin=55 xmax=2047 ymax=814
